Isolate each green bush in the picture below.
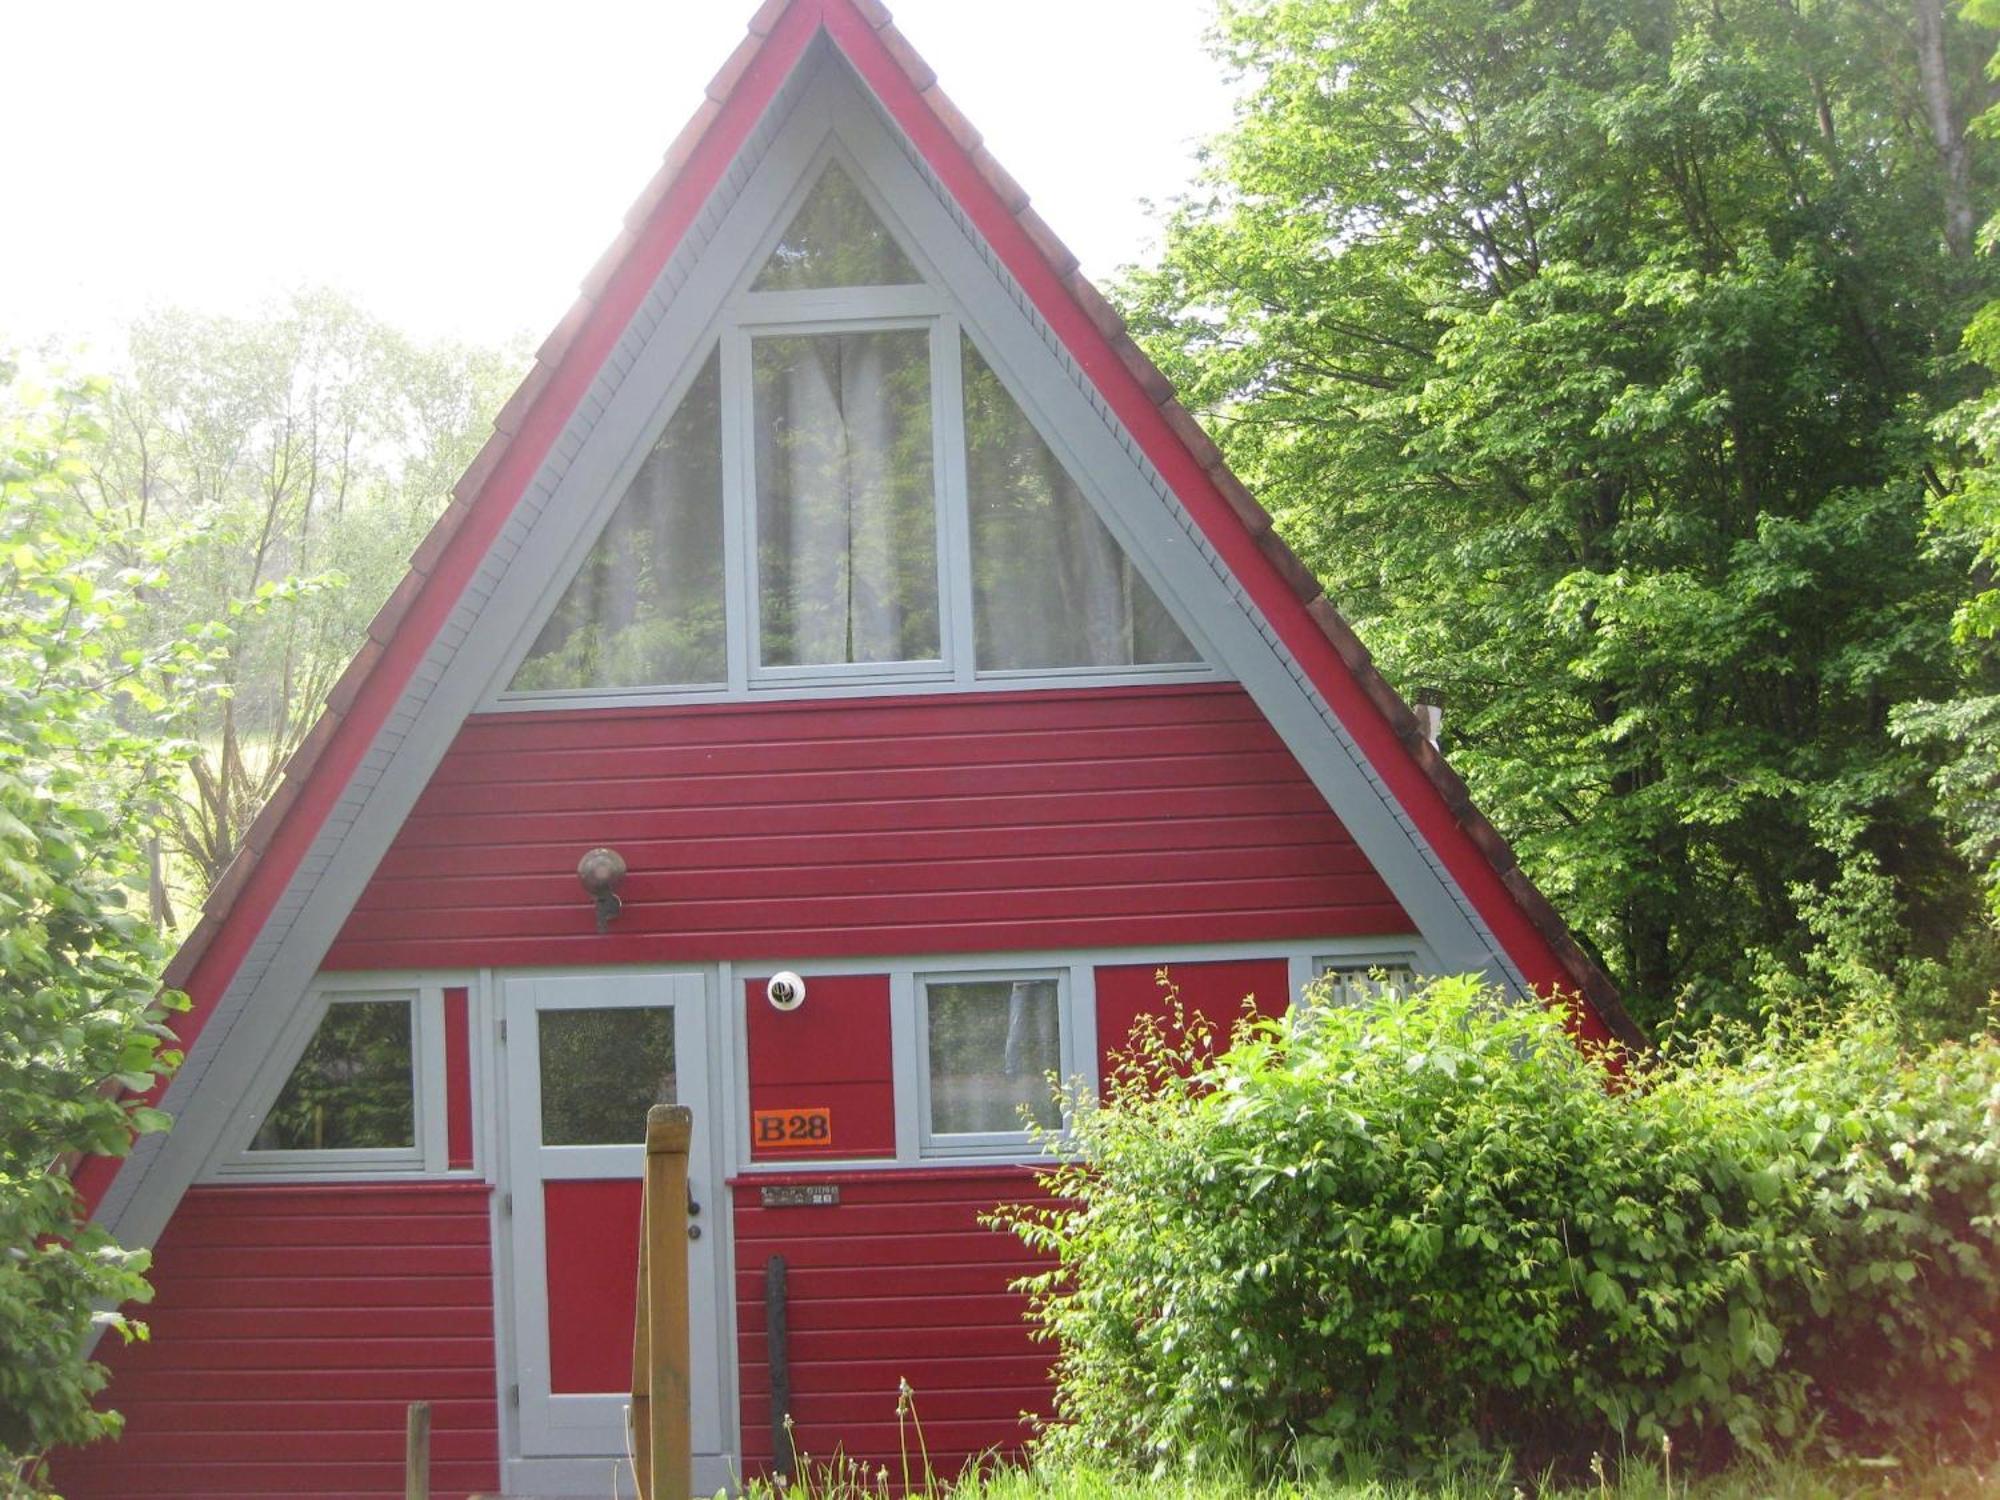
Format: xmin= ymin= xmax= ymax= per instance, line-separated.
xmin=999 ymin=977 xmax=2000 ymax=1481
xmin=1 ymin=366 xmax=193 ymax=1493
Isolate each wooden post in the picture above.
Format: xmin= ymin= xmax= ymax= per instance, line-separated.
xmin=404 ymin=1400 xmax=430 ymax=1500
xmin=631 ymin=1103 xmax=693 ymax=1500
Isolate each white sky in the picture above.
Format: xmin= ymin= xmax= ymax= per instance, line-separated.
xmin=0 ymin=0 xmax=1237 ymax=356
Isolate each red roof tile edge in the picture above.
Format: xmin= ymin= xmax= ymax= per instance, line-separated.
xmin=155 ymin=0 xmax=1644 ymax=1057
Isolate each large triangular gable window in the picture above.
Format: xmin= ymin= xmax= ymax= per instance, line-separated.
xmin=502 ymin=151 xmax=1205 ymax=702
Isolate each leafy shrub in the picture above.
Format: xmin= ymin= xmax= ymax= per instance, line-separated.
xmin=1 ymin=367 xmax=193 ymax=1493
xmin=999 ymin=977 xmax=2000 ymax=1481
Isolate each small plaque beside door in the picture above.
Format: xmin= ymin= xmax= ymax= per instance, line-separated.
xmin=759 ymin=1183 xmax=840 ymax=1208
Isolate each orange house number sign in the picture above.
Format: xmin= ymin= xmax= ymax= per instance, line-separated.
xmin=753 ymin=1107 xmax=833 ymax=1149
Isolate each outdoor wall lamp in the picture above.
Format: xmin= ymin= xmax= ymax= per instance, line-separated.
xmin=576 ymin=847 xmax=628 ymax=932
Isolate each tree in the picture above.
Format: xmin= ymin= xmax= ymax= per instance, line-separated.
xmin=1126 ymin=0 xmax=2000 ymax=1025
xmin=66 ymin=291 xmax=520 ymax=917
xmin=1896 ymin=0 xmax=2000 ymax=930
xmin=0 ymin=361 xmax=194 ymax=1492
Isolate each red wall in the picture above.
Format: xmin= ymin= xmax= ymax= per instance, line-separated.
xmin=1095 ymin=957 xmax=1291 ymax=1081
xmin=324 ymin=683 xmax=1413 ymax=971
xmin=733 ymin=1167 xmax=1053 ymax=1483
xmin=746 ymin=974 xmax=896 ymax=1161
xmin=54 ymin=1182 xmax=500 ymax=1500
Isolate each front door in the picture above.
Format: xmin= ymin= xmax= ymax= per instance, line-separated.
xmin=502 ymin=971 xmax=723 ymax=1469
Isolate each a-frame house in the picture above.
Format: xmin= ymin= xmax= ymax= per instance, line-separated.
xmin=59 ymin=2 xmax=1641 ymax=1494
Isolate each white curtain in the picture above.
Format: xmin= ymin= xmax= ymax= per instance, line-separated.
xmin=754 ymin=330 xmax=938 ymax=666
xmin=962 ymin=337 xmax=1197 ymax=670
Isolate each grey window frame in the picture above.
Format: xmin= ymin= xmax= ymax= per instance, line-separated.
xmin=913 ymin=965 xmax=1075 ymax=1158
xmin=209 ymin=981 xmax=450 ymax=1180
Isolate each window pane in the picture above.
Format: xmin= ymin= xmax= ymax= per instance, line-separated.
xmin=754 ymin=330 xmax=939 ymax=667
xmin=926 ymin=979 xmax=1061 ymax=1136
xmin=251 ymin=1000 xmax=414 ymax=1151
xmin=752 ymin=163 xmax=921 ymax=291
xmin=509 ymin=350 xmax=726 ymax=690
xmin=962 ymin=338 xmax=1199 ymax=671
xmin=1314 ymin=963 xmax=1416 ymax=1006
xmin=539 ymin=1007 xmax=677 ymax=1145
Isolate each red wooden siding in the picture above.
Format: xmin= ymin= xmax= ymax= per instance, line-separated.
xmin=1095 ymin=957 xmax=1291 ymax=1080
xmin=53 ymin=1182 xmax=499 ymax=1500
xmin=325 ymin=683 xmax=1413 ymax=971
xmin=747 ymin=974 xmax=896 ymax=1160
xmin=733 ymin=1167 xmax=1053 ymax=1482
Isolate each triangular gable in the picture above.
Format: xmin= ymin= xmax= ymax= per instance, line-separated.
xmin=490 ymin=115 xmax=1211 ymax=702
xmin=81 ymin=0 xmax=1642 ymax=1247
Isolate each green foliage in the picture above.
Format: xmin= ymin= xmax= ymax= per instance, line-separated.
xmin=1748 ymin=839 xmax=2000 ymax=1039
xmin=1125 ymin=0 xmax=2000 ymax=1024
xmin=1907 ymin=13 xmax=2000 ymax=918
xmin=250 ymin=999 xmax=414 ymax=1152
xmin=0 ymin=364 xmax=194 ymax=1488
xmin=1895 ymin=695 xmax=2000 ymax=922
xmin=999 ymin=978 xmax=2000 ymax=1483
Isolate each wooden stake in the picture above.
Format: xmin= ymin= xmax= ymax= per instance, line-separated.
xmin=631 ymin=1104 xmax=693 ymax=1500
xmin=404 ymin=1400 xmax=430 ymax=1500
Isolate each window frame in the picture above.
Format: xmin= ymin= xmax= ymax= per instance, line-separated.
xmin=1307 ymin=952 xmax=1420 ymax=1007
xmin=211 ymin=981 xmax=451 ymax=1180
xmin=913 ymin=965 xmax=1076 ymax=1158
xmin=488 ymin=137 xmax=1219 ymax=711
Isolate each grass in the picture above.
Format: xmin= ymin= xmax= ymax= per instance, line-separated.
xmin=742 ymin=1405 xmax=1999 ymax=1500
xmin=729 ymin=1385 xmax=1999 ymax=1498
xmin=746 ymin=1453 xmax=2000 ymax=1499
xmin=725 ymin=1380 xmax=1999 ymax=1499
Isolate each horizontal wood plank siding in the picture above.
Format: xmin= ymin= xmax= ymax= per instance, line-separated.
xmin=1095 ymin=957 xmax=1293 ymax=1078
xmin=747 ymin=974 xmax=897 ymax=1160
xmin=733 ymin=1167 xmax=1053 ymax=1482
xmin=325 ymin=684 xmax=1412 ymax=970
xmin=54 ymin=1183 xmax=499 ymax=1500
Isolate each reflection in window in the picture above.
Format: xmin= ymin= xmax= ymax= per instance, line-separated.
xmin=926 ymin=978 xmax=1061 ymax=1137
xmin=539 ymin=1008 xmax=677 ymax=1145
xmin=754 ymin=329 xmax=939 ymax=668
xmin=752 ymin=163 xmax=921 ymax=291
xmin=510 ymin=350 xmax=726 ymax=691
xmin=961 ymin=339 xmax=1197 ymax=671
xmin=1313 ymin=962 xmax=1417 ymax=1007
xmin=251 ymin=999 xmax=415 ymax=1151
